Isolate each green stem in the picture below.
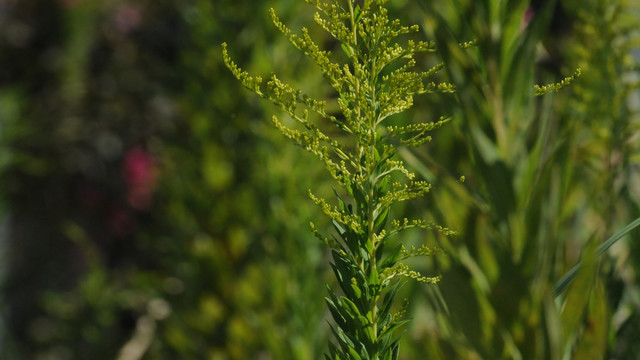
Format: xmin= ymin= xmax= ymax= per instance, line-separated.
xmin=349 ymin=1 xmax=379 ymax=353
xmin=368 ymin=173 xmax=378 ymax=354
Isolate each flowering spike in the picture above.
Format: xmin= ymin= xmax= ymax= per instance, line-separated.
xmin=223 ymin=1 xmax=454 ymax=358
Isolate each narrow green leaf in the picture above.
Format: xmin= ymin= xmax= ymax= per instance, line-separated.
xmin=332 ymin=219 xmax=346 ymax=236
xmin=348 ymin=346 xmax=363 ymax=360
xmin=369 ymin=266 xmax=379 ymax=286
xmin=571 ymin=281 xmax=608 ymax=359
xmin=378 ymin=319 xmax=410 ymax=339
xmin=326 ymin=298 xmax=348 ymax=328
xmin=341 ymin=43 xmax=352 ymax=58
xmin=332 ymin=251 xmax=358 ymax=299
xmin=351 ymin=280 xmax=362 ymax=299
xmin=379 ymin=281 xmax=402 ymax=320
xmin=350 ymin=183 xmax=368 ymax=216
xmin=363 ymin=323 xmax=376 ymax=350
xmin=375 ymin=241 xmax=385 ymax=263
xmin=391 ymin=342 xmax=400 ymax=360
xmin=377 ymin=175 xmax=389 ymax=196
xmin=326 ymin=286 xmax=348 ymax=321
xmin=596 ymin=216 xmax=640 ymax=257
xmin=333 ymin=187 xmax=347 ymax=213
xmin=329 ymin=324 xmax=356 ymax=352
xmin=354 ymin=5 xmax=361 ymax=22
xmin=380 ymin=244 xmax=403 ymax=269
xmin=377 ymin=313 xmax=393 ymax=336
xmin=341 ymin=296 xmax=362 ymax=318
xmin=374 ymin=206 xmax=389 ymax=234
xmin=555 ymin=217 xmax=640 ymax=296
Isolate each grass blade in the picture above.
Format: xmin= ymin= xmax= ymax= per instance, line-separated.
xmin=554 ymin=216 xmax=640 ymax=296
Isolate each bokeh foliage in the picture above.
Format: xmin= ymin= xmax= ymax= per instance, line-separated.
xmin=0 ymin=0 xmax=638 ymax=359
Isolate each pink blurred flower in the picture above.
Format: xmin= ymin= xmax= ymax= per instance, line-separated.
xmin=123 ymin=147 xmax=157 ymax=211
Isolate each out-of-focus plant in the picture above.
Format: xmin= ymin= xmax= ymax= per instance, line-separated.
xmin=559 ymin=0 xmax=640 ymax=357
xmin=403 ymin=0 xmax=640 ymax=358
xmin=0 ymin=0 xmax=183 ymax=358
xmin=2 ymin=0 xmax=330 ymax=359
xmin=224 ymin=0 xmax=456 ymax=357
xmin=1 ymin=1 xmax=417 ymax=360
xmin=412 ymin=0 xmax=592 ymax=358
xmin=141 ymin=0 xmax=329 ymax=358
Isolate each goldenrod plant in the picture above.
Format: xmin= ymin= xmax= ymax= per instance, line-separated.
xmin=223 ymin=0 xmax=454 ymax=357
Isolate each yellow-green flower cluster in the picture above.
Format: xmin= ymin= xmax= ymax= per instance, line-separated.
xmin=308 ymin=189 xmax=362 ymax=233
xmin=534 ymin=68 xmax=582 ymax=95
xmin=224 ymin=1 xmax=454 ymax=358
xmin=381 ymin=263 xmax=442 ymax=284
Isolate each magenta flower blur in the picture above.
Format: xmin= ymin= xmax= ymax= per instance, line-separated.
xmin=123 ymin=147 xmax=157 ymax=211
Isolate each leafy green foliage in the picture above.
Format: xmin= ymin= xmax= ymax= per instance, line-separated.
xmin=560 ymin=0 xmax=640 ymax=357
xmin=224 ymin=0 xmax=452 ymax=357
xmin=405 ymin=0 xmax=640 ymax=359
xmin=0 ymin=1 xmax=329 ymax=359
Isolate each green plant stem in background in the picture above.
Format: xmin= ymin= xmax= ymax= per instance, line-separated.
xmin=223 ymin=0 xmax=454 ymax=358
xmin=412 ymin=0 xmax=640 ymax=358
xmin=554 ymin=216 xmax=640 ymax=296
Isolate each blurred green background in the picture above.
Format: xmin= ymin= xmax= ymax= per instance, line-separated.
xmin=0 ymin=0 xmax=639 ymax=359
